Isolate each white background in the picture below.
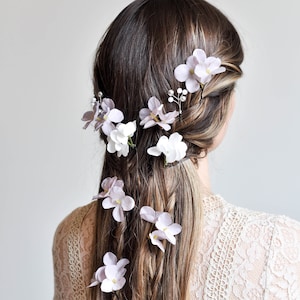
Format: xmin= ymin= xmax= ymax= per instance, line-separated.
xmin=1 ymin=0 xmax=299 ymax=298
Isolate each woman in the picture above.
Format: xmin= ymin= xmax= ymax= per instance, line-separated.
xmin=53 ymin=0 xmax=300 ymax=299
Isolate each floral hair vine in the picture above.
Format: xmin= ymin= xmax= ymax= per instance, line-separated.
xmin=82 ymin=48 xmax=225 ymax=294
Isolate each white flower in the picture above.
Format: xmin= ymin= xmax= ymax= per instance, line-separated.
xmin=149 ymin=230 xmax=167 ymax=252
xmin=101 ymin=265 xmax=127 ymax=293
xmin=155 ymin=212 xmax=182 ymax=245
xmin=102 ymin=186 xmax=135 ymax=222
xmin=107 ymin=121 xmax=136 ymax=157
xmin=174 ymin=52 xmax=202 ymax=93
xmin=100 ymin=98 xmax=124 ymax=135
xmin=193 ymin=49 xmax=226 ymax=84
xmin=174 ymin=49 xmax=226 ymax=92
xmin=88 ymin=252 xmax=129 ymax=293
xmin=147 ymin=132 xmax=187 ymax=164
xmin=139 ymin=97 xmax=179 ymax=131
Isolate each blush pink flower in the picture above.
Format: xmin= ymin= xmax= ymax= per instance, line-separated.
xmin=140 ymin=207 xmax=182 ymax=252
xmin=82 ymin=98 xmax=124 ymax=135
xmin=139 ymin=97 xmax=179 ymax=131
xmin=93 ymin=176 xmax=124 ymax=199
xmin=102 ymin=186 xmax=135 ymax=222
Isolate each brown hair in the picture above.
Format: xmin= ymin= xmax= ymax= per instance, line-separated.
xmin=90 ymin=0 xmax=243 ymax=299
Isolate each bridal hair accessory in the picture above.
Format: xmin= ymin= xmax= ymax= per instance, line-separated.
xmin=167 ymin=88 xmax=188 ymax=115
xmin=140 ymin=206 xmax=182 ymax=252
xmin=82 ymin=92 xmax=137 ymax=157
xmin=174 ymin=48 xmax=226 ymax=94
xmin=93 ymin=176 xmax=135 ymax=222
xmin=82 ymin=92 xmax=124 ymax=135
xmin=83 ymin=48 xmax=225 ymax=294
xmin=88 ymin=251 xmax=129 ymax=293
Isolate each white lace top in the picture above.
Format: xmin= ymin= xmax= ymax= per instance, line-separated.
xmin=53 ymin=195 xmax=300 ymax=299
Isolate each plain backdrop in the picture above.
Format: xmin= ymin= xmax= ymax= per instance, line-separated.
xmin=1 ymin=0 xmax=299 ymax=298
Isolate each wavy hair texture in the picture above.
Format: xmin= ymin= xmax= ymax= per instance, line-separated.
xmin=90 ymin=0 xmax=243 ymax=299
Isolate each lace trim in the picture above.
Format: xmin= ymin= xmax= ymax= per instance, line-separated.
xmin=202 ymin=194 xmax=224 ymax=215
xmin=204 ymin=205 xmax=249 ymax=299
xmin=67 ymin=205 xmax=91 ymax=299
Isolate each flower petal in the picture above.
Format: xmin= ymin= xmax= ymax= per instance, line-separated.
xmin=117 ymin=258 xmax=130 ymax=269
xmin=108 ymin=108 xmax=124 ymax=123
xmin=148 ymin=96 xmax=161 ymax=111
xmin=174 ymin=64 xmax=190 ymax=82
xmin=149 ymin=230 xmax=166 ymax=252
xmin=88 ymin=279 xmax=100 ymax=287
xmin=185 ymin=78 xmax=200 ymax=93
xmin=93 ymin=266 xmax=106 ymax=283
xmin=156 ymin=212 xmax=173 ymax=228
xmin=112 ymin=206 xmax=125 ymax=222
xmin=102 ymin=197 xmax=115 ymax=209
xmin=103 ymin=252 xmax=118 ymax=266
xmin=139 ymin=108 xmax=151 ymax=121
xmin=121 ymin=196 xmax=135 ymax=211
xmin=193 ymin=49 xmax=206 ymax=62
xmin=101 ymin=98 xmax=115 ymax=111
xmin=113 ymin=277 xmax=126 ymax=291
xmin=102 ymin=121 xmax=116 ymax=136
xmin=101 ymin=278 xmax=114 ymax=293
xmin=147 ymin=146 xmax=162 ymax=157
xmin=140 ymin=206 xmax=157 ymax=223
xmin=109 ymin=186 xmax=125 ymax=201
xmin=168 ymin=223 xmax=182 ymax=235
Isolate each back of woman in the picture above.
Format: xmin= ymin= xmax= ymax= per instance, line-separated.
xmin=52 ymin=0 xmax=300 ymax=299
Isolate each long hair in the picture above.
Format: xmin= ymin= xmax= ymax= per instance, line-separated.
xmin=90 ymin=0 xmax=243 ymax=299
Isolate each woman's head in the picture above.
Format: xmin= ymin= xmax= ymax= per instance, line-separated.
xmin=94 ymin=0 xmax=243 ymax=160
xmin=91 ymin=0 xmax=243 ymax=299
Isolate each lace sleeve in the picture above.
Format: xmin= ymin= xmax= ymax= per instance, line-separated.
xmin=52 ymin=202 xmax=97 ymax=300
xmin=264 ymin=215 xmax=300 ymax=299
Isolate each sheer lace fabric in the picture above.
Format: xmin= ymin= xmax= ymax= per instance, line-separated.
xmin=53 ymin=196 xmax=300 ymax=299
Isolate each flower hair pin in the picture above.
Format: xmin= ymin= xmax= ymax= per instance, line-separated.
xmin=94 ymin=176 xmax=135 ymax=222
xmin=167 ymin=88 xmax=188 ymax=115
xmin=88 ymin=251 xmax=129 ymax=293
xmin=139 ymin=96 xmax=179 ymax=131
xmin=82 ymin=92 xmax=124 ymax=135
xmin=174 ymin=48 xmax=226 ymax=95
xmin=138 ymin=97 xmax=187 ymax=164
xmin=82 ymin=92 xmax=137 ymax=157
xmin=140 ymin=206 xmax=182 ymax=252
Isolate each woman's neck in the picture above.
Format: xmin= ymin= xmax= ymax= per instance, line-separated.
xmin=196 ymin=155 xmax=212 ymax=196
